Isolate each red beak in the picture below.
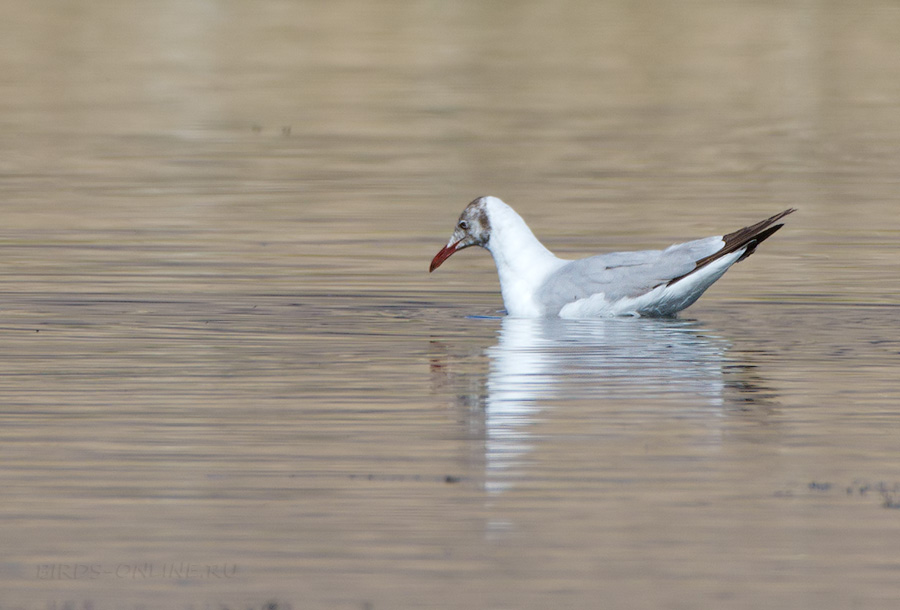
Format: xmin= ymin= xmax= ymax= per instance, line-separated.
xmin=429 ymin=241 xmax=459 ymax=272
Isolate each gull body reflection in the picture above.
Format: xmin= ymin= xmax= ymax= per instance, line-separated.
xmin=483 ymin=317 xmax=731 ymax=493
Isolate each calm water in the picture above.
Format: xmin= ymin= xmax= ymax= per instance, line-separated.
xmin=2 ymin=1 xmax=900 ymax=609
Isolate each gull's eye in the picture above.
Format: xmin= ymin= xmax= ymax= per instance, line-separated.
xmin=458 ymin=220 xmax=470 ymax=231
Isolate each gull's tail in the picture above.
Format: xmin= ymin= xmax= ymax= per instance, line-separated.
xmin=667 ymin=208 xmax=796 ymax=287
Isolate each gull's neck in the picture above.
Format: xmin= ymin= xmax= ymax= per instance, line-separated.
xmin=483 ymin=201 xmax=566 ymax=317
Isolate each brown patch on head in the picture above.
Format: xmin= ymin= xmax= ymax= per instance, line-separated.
xmin=461 ymin=197 xmax=485 ymax=218
xmin=475 ymin=203 xmax=491 ymax=235
xmin=455 ymin=197 xmax=491 ymax=242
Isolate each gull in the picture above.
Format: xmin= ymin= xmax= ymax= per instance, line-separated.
xmin=429 ymin=196 xmax=794 ymax=318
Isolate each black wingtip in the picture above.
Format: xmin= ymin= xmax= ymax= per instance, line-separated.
xmin=667 ymin=208 xmax=795 ymax=286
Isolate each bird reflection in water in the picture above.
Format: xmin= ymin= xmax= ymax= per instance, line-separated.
xmin=431 ymin=316 xmax=778 ymax=494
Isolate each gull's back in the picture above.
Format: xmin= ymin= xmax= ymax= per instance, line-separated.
xmin=535 ymin=236 xmax=725 ymax=316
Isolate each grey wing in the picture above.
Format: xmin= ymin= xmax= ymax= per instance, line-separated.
xmin=536 ymin=236 xmax=724 ymax=314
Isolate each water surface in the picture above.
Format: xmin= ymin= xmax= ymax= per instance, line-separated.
xmin=2 ymin=1 xmax=900 ymax=609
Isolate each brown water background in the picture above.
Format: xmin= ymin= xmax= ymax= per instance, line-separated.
xmin=2 ymin=1 xmax=900 ymax=609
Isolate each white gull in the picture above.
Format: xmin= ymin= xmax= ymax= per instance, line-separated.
xmin=429 ymin=196 xmax=794 ymax=318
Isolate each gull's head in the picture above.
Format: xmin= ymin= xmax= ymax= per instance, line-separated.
xmin=429 ymin=196 xmax=496 ymax=272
